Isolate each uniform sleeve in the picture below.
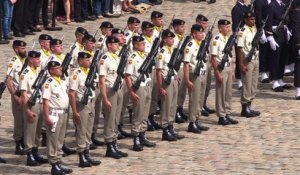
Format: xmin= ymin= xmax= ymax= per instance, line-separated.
xmin=211 ymin=38 xmax=219 ymax=56
xmin=237 ymin=30 xmax=245 ymax=48
xmin=69 ymin=72 xmax=79 ymax=91
xmin=42 ymin=81 xmax=52 ymax=100
xmin=19 ymin=73 xmax=29 ymax=91
xmin=6 ymin=59 xmax=15 ymax=77
xmin=125 ymin=57 xmax=135 ymax=75
xmin=183 ymin=42 xmax=193 ymax=63
xmin=98 ymin=58 xmax=108 ymax=76
xmin=156 ymin=50 xmax=164 ymax=69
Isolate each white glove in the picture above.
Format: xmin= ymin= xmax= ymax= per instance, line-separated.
xmin=267 ymin=36 xmax=279 ymax=51
xmin=286 ymin=28 xmax=292 ymax=41
xmin=260 ymin=30 xmax=267 ymax=44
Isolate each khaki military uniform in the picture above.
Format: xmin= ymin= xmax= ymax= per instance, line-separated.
xmin=184 ymin=38 xmax=208 ymax=122
xmin=42 ymin=77 xmax=69 ymax=164
xmin=69 ymin=67 xmax=96 ymax=152
xmin=97 ymin=34 xmax=108 ymax=53
xmin=153 ymin=26 xmax=162 ymax=38
xmin=40 ymin=49 xmax=52 ymax=69
xmin=211 ymin=33 xmax=233 ymax=118
xmin=51 ymin=53 xmax=66 ymax=65
xmin=70 ymin=42 xmax=85 ymax=68
xmin=237 ymin=25 xmax=259 ymax=105
xmin=99 ymin=52 xmax=123 ymax=143
xmin=125 ymin=50 xmax=152 ymax=135
xmin=143 ymin=35 xmax=155 ymax=54
xmin=156 ymin=46 xmax=178 ymax=127
xmin=7 ymin=56 xmax=25 ymax=142
xmin=19 ymin=67 xmax=44 ymax=153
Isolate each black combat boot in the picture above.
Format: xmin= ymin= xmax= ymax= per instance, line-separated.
xmin=203 ymin=104 xmax=215 ymax=114
xmin=133 ymin=136 xmax=143 ymax=152
xmin=218 ymin=117 xmax=231 ymax=125
xmin=57 ymin=162 xmax=73 ymax=174
xmin=147 ymin=120 xmax=156 ymax=131
xmin=201 ymin=108 xmax=210 ymax=117
xmin=168 ymin=125 xmax=185 ymax=139
xmin=208 ymin=0 xmax=216 ymax=4
xmin=225 ymin=115 xmax=239 ymax=124
xmin=118 ymin=124 xmax=133 ymax=138
xmin=148 ymin=114 xmax=162 ymax=130
xmin=176 ymin=107 xmax=188 ymax=121
xmin=105 ymin=142 xmax=122 ymax=159
xmin=175 ymin=112 xmax=186 ymax=123
xmin=195 ymin=121 xmax=210 ymax=131
xmin=78 ymin=152 xmax=92 ymax=168
xmin=248 ymin=102 xmax=261 ymax=116
xmin=51 ymin=163 xmax=65 ymax=175
xmin=32 ymin=147 xmax=48 ymax=164
xmin=241 ymin=104 xmax=256 ymax=118
xmin=139 ymin=132 xmax=156 ymax=147
xmin=26 ymin=151 xmax=39 ymax=166
xmin=83 ymin=150 xmax=101 ymax=166
xmin=41 ymin=132 xmax=47 ymax=147
xmin=15 ymin=140 xmax=24 ymax=155
xmin=162 ymin=127 xmax=177 ymax=141
xmin=62 ymin=144 xmax=76 ymax=156
xmin=0 ymin=157 xmax=6 ymax=163
xmin=112 ymin=140 xmax=128 ymax=157
xmin=187 ymin=122 xmax=201 ymax=133
xmin=91 ymin=133 xmax=105 ymax=146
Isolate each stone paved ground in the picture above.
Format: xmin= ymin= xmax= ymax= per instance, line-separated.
xmin=1 ymin=0 xmax=300 ymax=174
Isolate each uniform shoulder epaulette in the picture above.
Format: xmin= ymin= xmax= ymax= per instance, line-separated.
xmin=215 ymin=36 xmax=219 ymax=40
xmin=98 ymin=37 xmax=103 ymax=42
xmin=75 ymin=69 xmax=81 ymax=74
xmin=22 ymin=68 xmax=29 ymax=74
xmin=131 ymin=54 xmax=136 ymax=58
xmin=11 ymin=57 xmax=17 ymax=62
xmin=241 ymin=27 xmax=245 ymax=32
xmin=125 ymin=33 xmax=130 ymax=37
xmin=102 ymin=55 xmax=107 ymax=59
xmin=160 ymin=48 xmax=165 ymax=53
xmin=188 ymin=42 xmax=193 ymax=47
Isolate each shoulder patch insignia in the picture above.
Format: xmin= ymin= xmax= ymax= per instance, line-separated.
xmin=129 ymin=59 xmax=133 ymax=64
xmin=215 ymin=36 xmax=219 ymax=40
xmin=159 ymin=54 xmax=163 ymax=60
xmin=160 ymin=49 xmax=165 ymax=53
xmin=44 ymin=83 xmax=49 ymax=89
xmin=100 ymin=59 xmax=105 ymax=65
xmin=239 ymin=32 xmax=243 ymax=37
xmin=102 ymin=55 xmax=107 ymax=59
xmin=188 ymin=42 xmax=193 ymax=47
xmin=125 ymin=33 xmax=130 ymax=37
xmin=73 ymin=75 xmax=77 ymax=80
xmin=241 ymin=27 xmax=246 ymax=32
xmin=20 ymin=75 xmax=25 ymax=80
xmin=185 ymin=48 xmax=189 ymax=54
xmin=213 ymin=40 xmax=217 ymax=46
xmin=8 ymin=63 xmax=13 ymax=68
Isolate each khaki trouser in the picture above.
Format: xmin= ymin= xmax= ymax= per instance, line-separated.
xmin=215 ymin=66 xmax=232 ymax=118
xmin=46 ymin=112 xmax=68 ymax=164
xmin=119 ymin=81 xmax=129 ymax=125
xmin=132 ymin=85 xmax=152 ymax=136
xmin=93 ymin=87 xmax=101 ymax=134
xmin=188 ymin=72 xmax=207 ymax=122
xmin=160 ymin=79 xmax=178 ymax=128
xmin=149 ymin=70 xmax=159 ymax=114
xmin=24 ymin=103 xmax=43 ymax=153
xmin=241 ymin=58 xmax=259 ymax=104
xmin=177 ymin=67 xmax=187 ymax=107
xmin=11 ymin=95 xmax=24 ymax=141
xmin=102 ymin=87 xmax=123 ymax=143
xmin=75 ymin=101 xmax=95 ymax=153
xmin=204 ymin=61 xmax=213 ymax=102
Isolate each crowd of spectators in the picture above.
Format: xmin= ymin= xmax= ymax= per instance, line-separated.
xmin=0 ymin=0 xmax=163 ymax=44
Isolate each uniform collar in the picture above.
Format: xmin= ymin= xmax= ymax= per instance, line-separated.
xmin=52 ymin=75 xmax=62 ymax=84
xmin=176 ymin=33 xmax=184 ymax=41
xmin=109 ymin=51 xmax=118 ymax=59
xmin=136 ymin=51 xmax=145 ymax=59
xmin=80 ymin=67 xmax=89 ymax=75
xmin=42 ymin=49 xmax=51 ymax=57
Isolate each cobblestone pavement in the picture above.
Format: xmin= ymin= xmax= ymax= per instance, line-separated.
xmin=1 ymin=0 xmax=300 ymax=174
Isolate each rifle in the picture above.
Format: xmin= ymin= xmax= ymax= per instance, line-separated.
xmin=245 ymin=16 xmax=269 ymax=64
xmin=112 ymin=38 xmax=132 ymax=91
xmin=132 ymin=29 xmax=164 ymax=91
xmin=81 ymin=49 xmax=102 ymax=105
xmin=218 ymin=21 xmax=242 ymax=71
xmin=273 ymin=0 xmax=294 ymax=35
xmin=168 ymin=15 xmax=175 ymax=30
xmin=194 ymin=18 xmax=216 ymax=76
xmin=0 ymin=69 xmax=13 ymax=99
xmin=61 ymin=42 xmax=76 ymax=78
xmin=173 ymin=35 xmax=192 ymax=72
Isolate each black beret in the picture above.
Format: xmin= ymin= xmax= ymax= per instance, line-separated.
xmin=162 ymin=29 xmax=175 ymax=38
xmin=47 ymin=61 xmax=61 ymax=70
xmin=172 ymin=19 xmax=185 ymax=26
xmin=76 ymin=27 xmax=88 ymax=35
xmin=111 ymin=28 xmax=124 ymax=35
xmin=78 ymin=52 xmax=91 ymax=59
xmin=28 ymin=51 xmax=41 ymax=58
xmin=106 ymin=36 xmax=119 ymax=45
xmin=39 ymin=34 xmax=52 ymax=41
xmin=132 ymin=36 xmax=144 ymax=43
xmin=13 ymin=40 xmax=26 ymax=47
xmin=151 ymin=11 xmax=163 ymax=19
xmin=141 ymin=21 xmax=154 ymax=29
xmin=218 ymin=19 xmax=231 ymax=25
xmin=191 ymin=24 xmax=204 ymax=32
xmin=83 ymin=34 xmax=96 ymax=42
xmin=50 ymin=39 xmax=62 ymax=46
xmin=196 ymin=14 xmax=208 ymax=22
xmin=244 ymin=11 xmax=256 ymax=19
xmin=100 ymin=21 xmax=114 ymax=28
xmin=127 ymin=16 xmax=140 ymax=24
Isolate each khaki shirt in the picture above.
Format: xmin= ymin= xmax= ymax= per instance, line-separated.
xmin=143 ymin=35 xmax=155 ymax=54
xmin=40 ymin=49 xmax=52 ymax=69
xmin=174 ymin=33 xmax=184 ymax=49
xmin=184 ymin=38 xmax=207 ymax=75
xmin=70 ymin=42 xmax=84 ymax=68
xmin=125 ymin=50 xmax=151 ymax=86
xmin=7 ymin=55 xmax=25 ymax=90
xmin=98 ymin=52 xmax=119 ymax=88
xmin=97 ymin=34 xmax=108 ymax=53
xmin=153 ymin=26 xmax=162 ymax=38
xmin=237 ymin=25 xmax=258 ymax=59
xmin=69 ymin=67 xmax=95 ymax=102
xmin=42 ymin=77 xmax=69 ymax=109
xmin=19 ymin=66 xmax=41 ymax=99
xmin=211 ymin=33 xmax=231 ymax=64
xmin=51 ymin=53 xmax=65 ymax=64
xmin=156 ymin=46 xmax=177 ymax=79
